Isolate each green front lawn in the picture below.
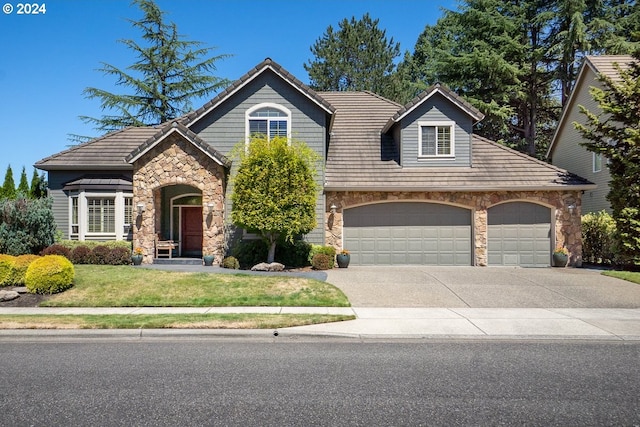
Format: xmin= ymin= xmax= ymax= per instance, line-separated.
xmin=603 ymin=270 xmax=640 ymax=284
xmin=0 ymin=313 xmax=354 ymax=329
xmin=41 ymin=265 xmax=350 ymax=308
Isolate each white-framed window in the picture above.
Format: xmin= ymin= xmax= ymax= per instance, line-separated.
xmin=123 ymin=197 xmax=133 ymax=234
xmin=593 ymin=152 xmax=603 ymax=173
xmin=246 ymin=103 xmax=291 ymax=141
xmin=87 ymin=197 xmax=115 ymax=233
xmin=418 ymin=121 xmax=455 ymax=157
xmin=68 ymin=191 xmax=132 ymax=241
xmin=70 ymin=194 xmax=79 ymax=237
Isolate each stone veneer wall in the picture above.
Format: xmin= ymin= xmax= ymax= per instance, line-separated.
xmin=325 ymin=190 xmax=583 ymax=267
xmin=132 ymin=133 xmax=226 ymax=264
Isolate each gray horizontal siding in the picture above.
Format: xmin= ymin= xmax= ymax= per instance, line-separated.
xmin=552 ymin=69 xmax=611 ymax=213
xmin=400 ymin=92 xmax=473 ymax=168
xmin=190 ymin=70 xmax=328 ymax=245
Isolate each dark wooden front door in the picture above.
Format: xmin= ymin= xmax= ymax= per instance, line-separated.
xmin=181 ymin=207 xmax=203 ymax=256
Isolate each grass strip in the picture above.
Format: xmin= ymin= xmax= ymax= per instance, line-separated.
xmin=41 ymin=265 xmax=350 ymax=308
xmin=603 ymin=270 xmax=640 ymax=284
xmin=0 ymin=314 xmax=355 ymax=329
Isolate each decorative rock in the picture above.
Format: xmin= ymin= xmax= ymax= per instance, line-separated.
xmin=251 ymin=262 xmax=285 ymax=272
xmin=0 ymin=290 xmax=20 ymax=302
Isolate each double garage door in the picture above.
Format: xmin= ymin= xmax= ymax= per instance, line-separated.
xmin=344 ymin=202 xmax=472 ymax=265
xmin=343 ymin=201 xmax=551 ymax=267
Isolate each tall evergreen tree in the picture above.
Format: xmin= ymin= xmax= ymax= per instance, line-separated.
xmin=574 ymin=52 xmax=640 ymax=264
xmin=404 ymin=0 xmax=639 ymax=158
xmin=17 ymin=167 xmax=30 ymax=196
xmin=304 ymin=13 xmax=401 ymax=99
xmin=29 ymin=169 xmax=46 ymax=199
xmin=80 ymin=0 xmax=230 ymax=137
xmin=1 ymin=165 xmax=16 ymax=200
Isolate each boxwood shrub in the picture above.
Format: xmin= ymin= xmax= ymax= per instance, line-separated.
xmin=308 ymin=245 xmax=336 ymax=269
xmin=311 ymin=253 xmax=331 ymax=270
xmin=9 ymin=254 xmax=40 ymax=286
xmin=25 ymin=255 xmax=74 ymax=294
xmin=0 ymin=254 xmax=16 ymax=286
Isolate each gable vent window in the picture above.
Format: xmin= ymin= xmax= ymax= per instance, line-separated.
xmin=418 ymin=121 xmax=455 ymax=157
xmin=246 ymin=104 xmax=291 ymax=141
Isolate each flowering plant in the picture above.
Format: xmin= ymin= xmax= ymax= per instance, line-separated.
xmin=133 ymin=247 xmax=144 ymax=255
xmin=553 ymin=246 xmax=568 ymax=255
xmin=339 ymin=249 xmax=350 ymax=255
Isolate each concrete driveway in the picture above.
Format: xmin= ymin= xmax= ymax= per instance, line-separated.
xmin=324 ymin=266 xmax=640 ymax=308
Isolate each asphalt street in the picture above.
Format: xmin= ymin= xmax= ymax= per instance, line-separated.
xmin=1 ymin=340 xmax=638 ymax=426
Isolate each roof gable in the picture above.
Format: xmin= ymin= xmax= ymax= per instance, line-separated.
xmin=180 ymin=58 xmax=335 ymax=128
xmin=126 ymin=122 xmax=230 ymax=167
xmin=382 ymin=83 xmax=484 ymax=133
xmin=546 ymin=55 xmax=635 ymax=158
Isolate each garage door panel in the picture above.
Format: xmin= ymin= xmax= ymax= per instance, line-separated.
xmin=344 ymin=203 xmax=471 ymax=265
xmin=488 ymin=202 xmax=551 ymax=267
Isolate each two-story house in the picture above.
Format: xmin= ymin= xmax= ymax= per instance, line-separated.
xmin=547 ymin=55 xmax=635 ymax=214
xmin=36 ymin=58 xmax=593 ymax=267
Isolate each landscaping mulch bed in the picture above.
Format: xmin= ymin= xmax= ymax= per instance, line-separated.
xmin=0 ymin=289 xmax=49 ymax=307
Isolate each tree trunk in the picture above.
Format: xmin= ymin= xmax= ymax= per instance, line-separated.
xmin=267 ymin=241 xmax=277 ymax=264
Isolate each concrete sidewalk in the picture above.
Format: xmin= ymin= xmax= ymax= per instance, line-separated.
xmin=1 ymin=306 xmax=639 ymax=340
xmin=2 ymin=266 xmax=640 ymax=340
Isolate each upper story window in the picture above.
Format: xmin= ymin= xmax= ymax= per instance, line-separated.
xmin=593 ymin=152 xmax=602 ymax=173
xmin=418 ymin=121 xmax=455 ymax=158
xmin=246 ymin=103 xmax=291 ymax=140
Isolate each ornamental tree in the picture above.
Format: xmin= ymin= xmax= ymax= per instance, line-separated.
xmin=231 ymin=136 xmax=320 ymax=264
xmin=574 ymin=52 xmax=640 ymax=264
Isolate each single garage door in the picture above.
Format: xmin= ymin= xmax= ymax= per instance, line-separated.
xmin=487 ymin=202 xmax=551 ymax=267
xmin=343 ymin=202 xmax=472 ymax=265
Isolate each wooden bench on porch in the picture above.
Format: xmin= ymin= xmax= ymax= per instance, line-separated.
xmin=155 ymin=234 xmax=177 ymax=259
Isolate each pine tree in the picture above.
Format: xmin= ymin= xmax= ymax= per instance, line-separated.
xmin=1 ymin=165 xmax=16 ymax=200
xmin=29 ymin=169 xmax=46 ymax=199
xmin=80 ymin=0 xmax=230 ymax=136
xmin=404 ymin=0 xmax=639 ymax=158
xmin=304 ymin=13 xmax=400 ymax=99
xmin=574 ymin=52 xmax=640 ymax=264
xmin=17 ymin=167 xmax=30 ymax=196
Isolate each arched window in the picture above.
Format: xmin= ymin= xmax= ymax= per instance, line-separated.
xmin=246 ymin=103 xmax=291 ymax=140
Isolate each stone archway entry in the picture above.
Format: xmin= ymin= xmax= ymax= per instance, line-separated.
xmin=181 ymin=206 xmax=203 ymax=257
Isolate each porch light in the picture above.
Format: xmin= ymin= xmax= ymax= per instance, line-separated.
xmin=567 ymin=204 xmax=576 ymax=215
xmin=330 ymin=204 xmax=337 ymax=214
xmin=207 ymin=203 xmax=215 ymax=214
xmin=137 ymin=203 xmax=145 ymax=215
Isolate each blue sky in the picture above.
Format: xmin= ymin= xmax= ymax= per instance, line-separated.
xmin=0 ymin=0 xmax=455 ymax=183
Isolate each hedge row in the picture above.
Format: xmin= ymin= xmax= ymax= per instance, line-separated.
xmin=0 ymin=254 xmax=75 ymax=294
xmin=41 ymin=243 xmax=132 ymax=265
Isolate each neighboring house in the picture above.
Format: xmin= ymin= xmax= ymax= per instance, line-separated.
xmin=36 ymin=58 xmax=593 ymax=267
xmin=547 ymin=55 xmax=635 ymax=214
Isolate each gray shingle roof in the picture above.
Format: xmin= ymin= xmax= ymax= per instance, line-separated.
xmin=322 ymin=91 xmax=594 ymax=191
xmin=585 ymin=55 xmax=635 ymax=82
xmin=35 ymin=127 xmax=160 ymax=170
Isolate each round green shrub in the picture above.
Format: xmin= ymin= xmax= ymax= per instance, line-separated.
xmin=25 ymin=255 xmax=75 ymax=294
xmin=308 ymin=245 xmax=336 ymax=269
xmin=9 ymin=254 xmax=40 ymax=286
xmin=222 ymin=256 xmax=240 ymax=269
xmin=311 ymin=253 xmax=331 ymax=270
xmin=0 ymin=254 xmax=17 ymax=286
